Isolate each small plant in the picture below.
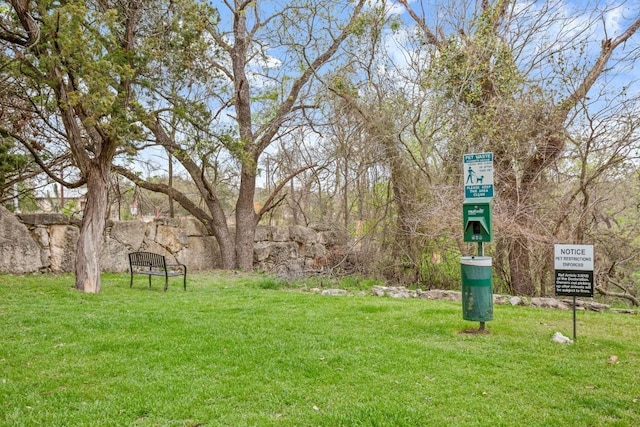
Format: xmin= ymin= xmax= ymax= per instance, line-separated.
xmin=338 ymin=275 xmax=384 ymax=290
xmin=254 ymin=276 xmax=286 ymax=289
xmin=61 ymin=200 xmax=81 ymax=219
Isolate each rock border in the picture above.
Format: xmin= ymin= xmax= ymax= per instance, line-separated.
xmin=316 ymin=285 xmax=637 ymax=314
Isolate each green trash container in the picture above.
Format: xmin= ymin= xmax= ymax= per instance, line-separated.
xmin=460 ymin=256 xmax=493 ymax=322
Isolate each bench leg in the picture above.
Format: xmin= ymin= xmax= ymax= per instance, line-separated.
xmin=148 ymin=274 xmax=152 ymax=288
xmin=130 ymin=272 xmax=133 ymax=288
xmin=164 ymin=275 xmax=169 ymax=292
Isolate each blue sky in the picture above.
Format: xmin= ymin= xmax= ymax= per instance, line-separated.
xmin=119 ymin=0 xmax=640 ymax=183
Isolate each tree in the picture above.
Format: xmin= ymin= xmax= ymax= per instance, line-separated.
xmin=116 ymin=0 xmax=367 ymax=270
xmin=399 ymin=0 xmax=640 ymax=295
xmin=0 ymin=0 xmax=213 ymax=292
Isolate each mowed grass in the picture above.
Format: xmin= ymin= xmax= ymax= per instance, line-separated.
xmin=0 ymin=272 xmax=639 ymax=426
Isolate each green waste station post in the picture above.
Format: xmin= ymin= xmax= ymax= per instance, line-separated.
xmin=462 ymin=199 xmax=494 ymax=331
xmin=461 ymin=253 xmax=493 ymax=331
xmin=463 ymin=153 xmax=495 ymax=331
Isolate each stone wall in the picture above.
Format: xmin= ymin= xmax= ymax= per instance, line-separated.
xmin=0 ymin=206 xmax=44 ymax=273
xmin=0 ymin=205 xmax=348 ymax=275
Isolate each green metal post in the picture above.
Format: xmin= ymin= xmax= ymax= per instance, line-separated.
xmin=478 ymin=241 xmax=485 ymax=331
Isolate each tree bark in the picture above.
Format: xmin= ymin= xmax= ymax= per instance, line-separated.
xmin=75 ymin=163 xmax=110 ymax=293
xmin=235 ymin=166 xmax=259 ymax=270
xmin=508 ymin=235 xmax=535 ymax=296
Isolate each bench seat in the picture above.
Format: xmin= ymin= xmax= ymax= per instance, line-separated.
xmin=129 ymin=251 xmax=187 ymax=291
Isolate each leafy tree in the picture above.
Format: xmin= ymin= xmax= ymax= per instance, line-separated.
xmin=0 ymin=0 xmax=213 ymax=292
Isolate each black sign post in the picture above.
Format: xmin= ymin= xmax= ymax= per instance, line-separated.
xmin=554 ymin=245 xmax=594 ymax=340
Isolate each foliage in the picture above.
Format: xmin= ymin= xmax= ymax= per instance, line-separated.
xmin=1 ymin=273 xmax=639 ymax=426
xmin=61 ymin=200 xmax=81 ymax=219
xmin=0 ymin=140 xmax=27 ymax=190
xmin=3 ymin=181 xmax=38 ymax=213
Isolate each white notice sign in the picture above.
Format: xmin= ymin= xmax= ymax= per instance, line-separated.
xmin=554 ymin=244 xmax=594 ymax=271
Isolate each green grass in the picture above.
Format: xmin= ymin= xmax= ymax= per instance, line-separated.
xmin=0 ymin=272 xmax=639 ymax=426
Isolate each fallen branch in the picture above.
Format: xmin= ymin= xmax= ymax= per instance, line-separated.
xmin=595 ymin=278 xmax=640 ymax=306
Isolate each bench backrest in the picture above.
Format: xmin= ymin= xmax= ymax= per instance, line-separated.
xmin=129 ymin=252 xmax=167 ymax=269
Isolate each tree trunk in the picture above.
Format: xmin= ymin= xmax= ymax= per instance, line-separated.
xmin=75 ymin=163 xmax=109 ymax=293
xmin=378 ymin=123 xmax=417 ymax=261
xmin=235 ymin=167 xmax=258 ymax=270
xmin=208 ymin=219 xmax=237 ymax=270
xmin=509 ymin=234 xmax=535 ymax=296
xmin=168 ymin=150 xmax=174 ymax=218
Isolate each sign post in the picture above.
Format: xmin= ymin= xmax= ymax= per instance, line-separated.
xmin=461 ymin=153 xmax=494 ymax=332
xmin=554 ymin=244 xmax=594 ymax=340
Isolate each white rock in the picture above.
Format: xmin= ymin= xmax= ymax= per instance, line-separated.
xmin=509 ymin=296 xmax=523 ymax=306
xmin=551 ymin=332 xmax=573 ymax=344
xmin=321 ymin=289 xmax=348 ymax=296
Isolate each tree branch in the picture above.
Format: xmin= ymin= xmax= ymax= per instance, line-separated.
xmin=258 ymin=164 xmax=317 ymax=220
xmin=395 ymin=0 xmax=442 ymax=47
xmin=113 ymin=165 xmax=214 ymax=227
xmin=555 ymin=16 xmax=640 ymax=121
xmin=0 ymin=127 xmax=85 ymax=188
xmin=254 ymin=0 xmax=367 ymax=155
xmin=596 ymin=280 xmax=640 ymax=306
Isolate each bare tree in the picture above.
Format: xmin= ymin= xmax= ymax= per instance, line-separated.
xmin=117 ymin=0 xmax=367 ymax=270
xmin=399 ymin=0 xmax=640 ymax=294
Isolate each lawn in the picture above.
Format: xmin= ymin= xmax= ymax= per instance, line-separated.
xmin=0 ymin=272 xmax=639 ymax=426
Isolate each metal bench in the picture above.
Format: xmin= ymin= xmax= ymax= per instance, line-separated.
xmin=128 ymin=251 xmax=187 ymax=291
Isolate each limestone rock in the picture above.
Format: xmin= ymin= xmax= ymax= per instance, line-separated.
xmin=271 ymin=227 xmax=290 ymax=242
xmin=155 ymin=223 xmax=188 ymax=253
xmin=254 ymin=226 xmax=269 ymax=242
xmin=419 ymin=289 xmax=462 ymax=301
xmin=531 ymin=297 xmax=570 ymax=310
xmin=31 ymin=226 xmax=51 ymax=267
xmin=321 ymin=289 xmax=348 ymax=296
xmin=177 ymin=236 xmax=220 ymax=270
xmin=318 ymin=229 xmax=348 ymax=247
xmin=179 ymin=217 xmax=207 ymax=236
xmin=17 ymin=212 xmax=70 ymax=226
xmin=49 ymin=225 xmax=78 ymax=272
xmin=289 ymin=225 xmax=318 ymax=244
xmin=108 ymin=220 xmax=147 ymax=250
xmin=253 ymin=241 xmax=271 ymax=262
xmin=0 ymin=206 xmax=44 ymax=273
xmin=509 ymin=296 xmax=524 ymax=306
xmin=5 ymin=213 xmax=344 ymax=275
xmin=305 ymin=243 xmax=327 ymax=259
xmin=268 ymin=242 xmax=298 ymax=262
xmin=100 ymin=236 xmax=131 ymax=273
xmin=371 ymin=286 xmax=417 ymax=299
